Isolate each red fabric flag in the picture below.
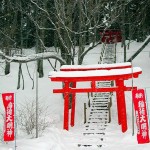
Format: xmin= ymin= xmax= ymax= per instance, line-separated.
xmin=132 ymin=89 xmax=150 ymax=144
xmin=2 ymin=93 xmax=15 ymax=141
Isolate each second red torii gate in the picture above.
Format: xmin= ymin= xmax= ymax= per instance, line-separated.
xmin=49 ymin=64 xmax=142 ymax=133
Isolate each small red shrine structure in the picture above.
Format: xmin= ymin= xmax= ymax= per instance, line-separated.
xmin=49 ymin=63 xmax=142 ymax=133
xmin=99 ymin=29 xmax=122 ymax=43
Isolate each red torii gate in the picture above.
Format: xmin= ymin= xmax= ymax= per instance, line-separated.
xmin=49 ymin=63 xmax=142 ymax=133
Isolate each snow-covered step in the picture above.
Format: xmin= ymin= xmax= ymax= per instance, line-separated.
xmin=93 ymin=94 xmax=110 ymax=97
xmin=97 ymin=82 xmax=111 ymax=85
xmin=97 ymin=83 xmax=112 ymax=87
xmin=90 ymin=110 xmax=108 ymax=114
xmin=97 ymin=81 xmax=111 ymax=83
xmin=92 ymin=99 xmax=108 ymax=102
xmin=89 ymin=116 xmax=108 ymax=119
xmin=91 ymin=102 xmax=108 ymax=105
xmin=93 ymin=98 xmax=108 ymax=101
xmin=88 ymin=119 xmax=108 ymax=123
xmin=78 ymin=43 xmax=115 ymax=148
xmin=89 ymin=111 xmax=108 ymax=114
xmin=83 ymin=132 xmax=105 ymax=136
xmin=90 ymin=110 xmax=108 ymax=113
xmin=92 ymin=108 xmax=107 ymax=110
xmin=92 ymin=103 xmax=108 ymax=106
xmin=84 ymin=124 xmax=107 ymax=127
xmin=94 ymin=92 xmax=110 ymax=95
xmin=78 ymin=143 xmax=103 ymax=149
xmin=85 ymin=128 xmax=106 ymax=131
xmin=90 ymin=108 xmax=109 ymax=112
xmin=90 ymin=109 xmax=108 ymax=113
xmin=93 ymin=96 xmax=110 ymax=99
xmin=91 ymin=104 xmax=108 ymax=106
xmin=91 ymin=103 xmax=108 ymax=106
xmin=92 ymin=101 xmax=108 ymax=104
xmin=87 ymin=121 xmax=108 ymax=124
xmin=77 ymin=136 xmax=104 ymax=148
xmin=89 ymin=116 xmax=108 ymax=120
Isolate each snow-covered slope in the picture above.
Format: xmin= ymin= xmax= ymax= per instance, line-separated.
xmin=0 ymin=42 xmax=150 ymax=150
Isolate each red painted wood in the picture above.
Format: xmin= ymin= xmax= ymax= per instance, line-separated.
xmin=91 ymin=81 xmax=96 ymax=90
xmin=50 ymin=71 xmax=142 ymax=82
xmin=99 ymin=30 xmax=122 ymax=43
xmin=63 ymin=81 xmax=69 ymax=130
xmin=71 ymin=82 xmax=76 ymax=127
xmin=53 ymin=86 xmax=137 ymax=93
xmin=49 ymin=66 xmax=141 ymax=132
xmin=115 ymin=80 xmax=122 ymax=125
xmin=117 ymin=79 xmax=128 ymax=133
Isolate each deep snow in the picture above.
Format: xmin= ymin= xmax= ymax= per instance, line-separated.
xmin=0 ymin=41 xmax=150 ymax=150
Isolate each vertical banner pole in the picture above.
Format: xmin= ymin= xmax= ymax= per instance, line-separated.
xmin=145 ymin=88 xmax=150 ymax=127
xmin=132 ymin=99 xmax=134 ymax=136
xmin=36 ymin=60 xmax=38 ymax=138
xmin=14 ymin=93 xmax=17 ymax=150
xmin=131 ymin=59 xmax=134 ymax=136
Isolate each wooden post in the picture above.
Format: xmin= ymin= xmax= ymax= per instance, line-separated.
xmin=84 ymin=103 xmax=87 ymax=124
xmin=88 ymin=92 xmax=90 ymax=107
xmin=91 ymin=81 xmax=96 ymax=90
xmin=115 ymin=80 xmax=122 ymax=125
xmin=64 ymin=81 xmax=69 ymax=130
xmin=108 ymin=96 xmax=112 ymax=123
xmin=90 ymin=81 xmax=93 ymax=97
xmin=118 ymin=79 xmax=128 ymax=132
xmin=71 ymin=82 xmax=76 ymax=127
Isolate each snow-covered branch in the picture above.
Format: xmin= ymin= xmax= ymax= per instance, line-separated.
xmin=0 ymin=51 xmax=66 ymax=65
xmin=127 ymin=36 xmax=150 ymax=62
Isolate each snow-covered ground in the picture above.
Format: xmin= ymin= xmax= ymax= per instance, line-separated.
xmin=0 ymin=41 xmax=150 ymax=150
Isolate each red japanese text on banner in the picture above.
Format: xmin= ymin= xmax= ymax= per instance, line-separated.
xmin=2 ymin=93 xmax=15 ymax=141
xmin=132 ymin=89 xmax=150 ymax=144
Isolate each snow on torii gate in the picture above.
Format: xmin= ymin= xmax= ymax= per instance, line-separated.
xmin=49 ymin=62 xmax=142 ymax=133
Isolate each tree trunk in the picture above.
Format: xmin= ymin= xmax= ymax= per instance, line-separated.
xmin=35 ymin=0 xmax=45 ymax=78
xmin=5 ymin=61 xmax=10 ymax=75
xmin=5 ymin=47 xmax=10 ymax=75
xmin=121 ymin=2 xmax=126 ymax=62
xmin=78 ymin=0 xmax=85 ymax=65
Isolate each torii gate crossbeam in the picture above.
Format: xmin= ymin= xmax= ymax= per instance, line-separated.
xmin=49 ymin=64 xmax=142 ymax=133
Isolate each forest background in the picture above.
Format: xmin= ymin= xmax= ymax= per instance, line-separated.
xmin=1 ymin=0 xmax=150 ymax=81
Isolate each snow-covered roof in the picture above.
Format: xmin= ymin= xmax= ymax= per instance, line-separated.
xmin=60 ymin=62 xmax=132 ymax=71
xmin=49 ymin=67 xmax=142 ymax=78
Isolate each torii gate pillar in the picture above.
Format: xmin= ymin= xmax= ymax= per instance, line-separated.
xmin=63 ymin=81 xmax=76 ymax=130
xmin=71 ymin=82 xmax=76 ymax=127
xmin=116 ymin=79 xmax=127 ymax=132
xmin=63 ymin=81 xmax=69 ymax=130
xmin=49 ymin=64 xmax=142 ymax=132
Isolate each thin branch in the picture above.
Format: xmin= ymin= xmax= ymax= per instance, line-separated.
xmin=26 ymin=63 xmax=34 ymax=89
xmin=47 ymin=59 xmax=57 ymax=71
